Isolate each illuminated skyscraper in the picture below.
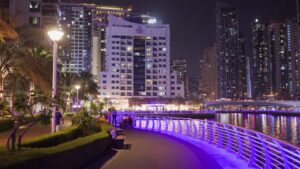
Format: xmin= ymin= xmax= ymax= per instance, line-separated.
xmin=268 ymin=20 xmax=300 ymax=99
xmin=171 ymin=59 xmax=188 ymax=98
xmin=216 ymin=2 xmax=246 ymax=99
xmin=99 ymin=15 xmax=183 ymax=99
xmin=252 ymin=18 xmax=272 ymax=98
xmin=202 ymin=45 xmax=217 ymax=100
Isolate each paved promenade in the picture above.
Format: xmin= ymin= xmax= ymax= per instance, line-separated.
xmin=85 ymin=129 xmax=223 ymax=169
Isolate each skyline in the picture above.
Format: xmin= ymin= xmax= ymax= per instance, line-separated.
xmin=69 ymin=0 xmax=297 ymax=75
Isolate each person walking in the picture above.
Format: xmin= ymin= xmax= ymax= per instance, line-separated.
xmin=55 ymin=108 xmax=64 ymax=131
xmin=112 ymin=110 xmax=117 ymax=125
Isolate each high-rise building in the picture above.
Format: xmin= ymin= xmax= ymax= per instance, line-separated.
xmin=171 ymin=59 xmax=187 ymax=98
xmin=216 ymin=2 xmax=246 ymax=99
xmin=59 ymin=3 xmax=92 ymax=73
xmin=268 ymin=20 xmax=300 ymax=99
xmin=84 ymin=4 xmax=131 ymax=78
xmin=237 ymin=33 xmax=247 ymax=98
xmin=59 ymin=3 xmax=131 ymax=75
xmin=252 ymin=18 xmax=272 ymax=98
xmin=187 ymin=76 xmax=200 ymax=100
xmin=297 ymin=0 xmax=300 ymax=23
xmin=202 ymin=45 xmax=217 ymax=100
xmin=7 ymin=0 xmax=59 ymax=28
xmin=99 ymin=15 xmax=183 ymax=99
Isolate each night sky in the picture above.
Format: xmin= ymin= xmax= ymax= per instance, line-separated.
xmin=71 ymin=0 xmax=296 ymax=75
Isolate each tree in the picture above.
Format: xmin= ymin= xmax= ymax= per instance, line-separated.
xmin=0 ymin=13 xmax=18 ymax=43
xmin=76 ymin=71 xmax=99 ymax=100
xmin=4 ymin=93 xmax=52 ymax=151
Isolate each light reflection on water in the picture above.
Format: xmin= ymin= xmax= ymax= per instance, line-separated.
xmin=214 ymin=113 xmax=300 ymax=147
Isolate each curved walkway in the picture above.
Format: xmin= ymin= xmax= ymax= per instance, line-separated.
xmin=85 ymin=129 xmax=223 ymax=169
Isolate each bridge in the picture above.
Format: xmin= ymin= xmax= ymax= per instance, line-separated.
xmin=85 ymin=115 xmax=300 ymax=169
xmin=205 ymin=100 xmax=296 ymax=109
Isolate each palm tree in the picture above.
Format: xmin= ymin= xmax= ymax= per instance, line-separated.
xmin=76 ymin=71 xmax=99 ymax=99
xmin=0 ymin=13 xmax=18 ymax=43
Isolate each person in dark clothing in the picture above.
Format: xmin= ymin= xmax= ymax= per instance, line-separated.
xmin=112 ymin=111 xmax=117 ymax=125
xmin=55 ymin=108 xmax=64 ymax=131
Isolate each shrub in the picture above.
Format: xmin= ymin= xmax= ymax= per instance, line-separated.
xmin=0 ymin=124 xmax=113 ymax=169
xmin=0 ymin=119 xmax=14 ymax=133
xmin=72 ymin=108 xmax=100 ymax=135
xmin=22 ymin=126 xmax=82 ymax=148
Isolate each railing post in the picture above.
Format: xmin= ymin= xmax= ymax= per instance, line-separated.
xmin=165 ymin=117 xmax=169 ymax=133
xmin=273 ymin=140 xmax=291 ymax=169
xmin=224 ymin=125 xmax=232 ymax=151
xmin=208 ymin=121 xmax=214 ymax=144
xmin=256 ymin=134 xmax=271 ymax=169
xmin=172 ymin=118 xmax=175 ymax=133
xmin=178 ymin=120 xmax=183 ymax=134
xmin=217 ymin=124 xmax=223 ymax=148
xmin=152 ymin=118 xmax=155 ymax=130
xmin=246 ymin=131 xmax=256 ymax=167
xmin=193 ymin=120 xmax=198 ymax=138
xmin=146 ymin=117 xmax=149 ymax=129
xmin=233 ymin=127 xmax=242 ymax=159
xmin=201 ymin=120 xmax=205 ymax=141
xmin=185 ymin=120 xmax=190 ymax=136
xmin=158 ymin=118 xmax=162 ymax=131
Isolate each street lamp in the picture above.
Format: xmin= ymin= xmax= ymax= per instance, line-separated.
xmin=48 ymin=29 xmax=64 ymax=133
xmin=75 ymin=85 xmax=81 ymax=105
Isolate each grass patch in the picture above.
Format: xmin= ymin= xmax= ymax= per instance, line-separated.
xmin=22 ymin=126 xmax=83 ymax=148
xmin=0 ymin=123 xmax=112 ymax=169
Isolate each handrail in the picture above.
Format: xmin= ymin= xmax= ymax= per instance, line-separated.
xmin=134 ymin=115 xmax=300 ymax=169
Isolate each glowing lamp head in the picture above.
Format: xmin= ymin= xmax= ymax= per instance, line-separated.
xmin=48 ymin=29 xmax=64 ymax=42
xmin=75 ymin=85 xmax=81 ymax=90
xmin=148 ymin=18 xmax=157 ymax=24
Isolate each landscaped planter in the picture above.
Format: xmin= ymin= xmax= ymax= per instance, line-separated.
xmin=2 ymin=136 xmax=111 ymax=169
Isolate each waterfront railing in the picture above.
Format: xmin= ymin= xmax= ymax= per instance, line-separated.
xmin=135 ymin=116 xmax=300 ymax=169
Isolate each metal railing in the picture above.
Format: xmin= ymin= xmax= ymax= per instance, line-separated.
xmin=134 ymin=116 xmax=300 ymax=169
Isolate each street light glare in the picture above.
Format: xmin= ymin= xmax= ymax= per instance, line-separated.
xmin=75 ymin=85 xmax=81 ymax=90
xmin=48 ymin=29 xmax=64 ymax=41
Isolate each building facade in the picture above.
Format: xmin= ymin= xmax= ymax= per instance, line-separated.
xmin=59 ymin=3 xmax=131 ymax=74
xmin=252 ymin=18 xmax=273 ymax=98
xmin=59 ymin=3 xmax=92 ymax=73
xmin=202 ymin=45 xmax=218 ymax=100
xmin=216 ymin=2 xmax=247 ymax=99
xmin=268 ymin=20 xmax=300 ymax=99
xmin=7 ymin=0 xmax=58 ymax=28
xmin=171 ymin=59 xmax=188 ymax=98
xmin=99 ymin=15 xmax=183 ymax=99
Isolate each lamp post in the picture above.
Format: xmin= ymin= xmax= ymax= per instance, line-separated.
xmin=48 ymin=29 xmax=64 ymax=133
xmin=75 ymin=85 xmax=81 ymax=105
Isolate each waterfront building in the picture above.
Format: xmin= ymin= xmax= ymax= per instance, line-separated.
xmin=237 ymin=33 xmax=247 ymax=98
xmin=216 ymin=2 xmax=247 ymax=99
xmin=202 ymin=45 xmax=218 ymax=100
xmin=59 ymin=3 xmax=131 ymax=75
xmin=171 ymin=59 xmax=188 ymax=98
xmin=268 ymin=20 xmax=300 ymax=99
xmin=252 ymin=18 xmax=273 ymax=98
xmin=86 ymin=4 xmax=131 ymax=79
xmin=99 ymin=15 xmax=183 ymax=99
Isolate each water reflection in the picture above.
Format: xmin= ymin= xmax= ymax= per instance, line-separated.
xmin=215 ymin=113 xmax=300 ymax=147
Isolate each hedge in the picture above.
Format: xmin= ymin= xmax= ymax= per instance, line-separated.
xmin=22 ymin=126 xmax=83 ymax=148
xmin=0 ymin=119 xmax=13 ymax=133
xmin=0 ymin=124 xmax=113 ymax=169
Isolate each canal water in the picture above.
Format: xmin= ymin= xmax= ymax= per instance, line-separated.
xmin=214 ymin=113 xmax=300 ymax=147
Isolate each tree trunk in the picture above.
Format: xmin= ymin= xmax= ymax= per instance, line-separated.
xmin=0 ymin=75 xmax=4 ymax=99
